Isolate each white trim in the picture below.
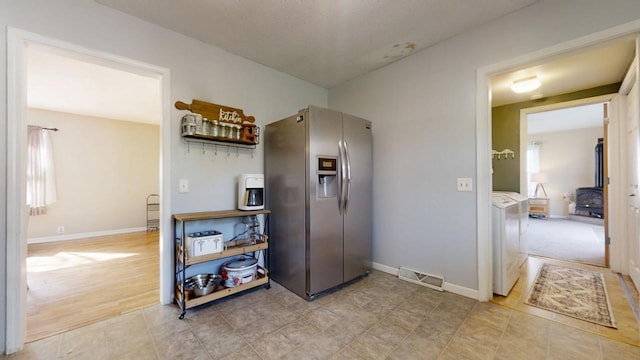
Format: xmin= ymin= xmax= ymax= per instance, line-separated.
xmin=6 ymin=27 xmax=28 ymax=355
xmin=159 ymin=61 xmax=172 ymax=306
xmin=476 ymin=19 xmax=640 ymax=304
xmin=609 ymin=94 xmax=627 ymax=274
xmin=477 ymin=71 xmax=493 ymax=302
xmin=27 ymin=227 xmax=149 ymax=244
xmin=6 ymin=27 xmax=171 ymax=354
xmin=443 ymin=282 xmax=479 ymax=300
xmin=620 ymin=57 xmax=637 ymax=95
xmin=371 ymin=261 xmax=399 ymax=275
xmin=372 ymin=262 xmax=479 ymax=300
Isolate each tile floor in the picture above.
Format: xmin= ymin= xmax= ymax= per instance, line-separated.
xmin=6 ymin=261 xmax=640 ymax=360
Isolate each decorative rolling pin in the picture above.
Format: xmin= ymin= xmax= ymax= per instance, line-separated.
xmin=175 ymin=99 xmax=255 ymax=124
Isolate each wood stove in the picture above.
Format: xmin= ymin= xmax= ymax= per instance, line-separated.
xmin=575 ymin=187 xmax=604 ymax=217
xmin=575 ymin=138 xmax=604 ymax=218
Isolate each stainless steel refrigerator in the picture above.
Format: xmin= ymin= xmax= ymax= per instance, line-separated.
xmin=265 ymin=106 xmax=372 ymax=300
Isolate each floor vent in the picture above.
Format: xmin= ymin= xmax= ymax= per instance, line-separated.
xmin=398 ymin=267 xmax=445 ymax=291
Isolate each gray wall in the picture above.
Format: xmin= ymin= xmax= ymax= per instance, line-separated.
xmin=329 ymin=1 xmax=640 ymax=291
xmin=492 ymin=83 xmax=621 ymax=192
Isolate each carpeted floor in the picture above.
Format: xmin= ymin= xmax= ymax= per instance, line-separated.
xmin=523 ymin=217 xmax=605 ymax=266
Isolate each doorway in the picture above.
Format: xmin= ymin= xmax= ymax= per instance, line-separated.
xmin=476 ymin=26 xmax=640 ymax=301
xmin=522 ymin=101 xmax=609 ymax=267
xmin=6 ymin=28 xmax=171 ymax=352
xmin=23 ymin=43 xmax=163 ymax=341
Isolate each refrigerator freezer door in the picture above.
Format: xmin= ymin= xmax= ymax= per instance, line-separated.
xmin=342 ymin=114 xmax=373 ymax=282
xmin=264 ymin=114 xmax=308 ymax=298
xmin=308 ymin=106 xmax=345 ymax=296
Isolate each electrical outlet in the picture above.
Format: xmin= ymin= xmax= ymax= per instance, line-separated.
xmin=178 ymin=179 xmax=189 ymax=193
xmin=57 ymin=226 xmax=65 ymax=234
xmin=457 ymin=178 xmax=473 ymax=192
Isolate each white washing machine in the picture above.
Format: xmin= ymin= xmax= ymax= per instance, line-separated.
xmin=495 ymin=191 xmax=529 ymax=236
xmin=495 ymin=191 xmax=529 ymax=265
xmin=492 ymin=193 xmax=521 ymax=296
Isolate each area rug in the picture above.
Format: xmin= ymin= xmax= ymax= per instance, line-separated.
xmin=525 ymin=263 xmax=617 ymax=328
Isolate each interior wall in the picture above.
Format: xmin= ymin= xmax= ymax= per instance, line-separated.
xmin=328 ymin=0 xmax=640 ymax=291
xmin=26 ymin=109 xmax=159 ymax=240
xmin=1 ymin=0 xmax=328 ymax=352
xmin=492 ymin=83 xmax=620 ymax=192
xmin=530 ymin=126 xmax=604 ymax=217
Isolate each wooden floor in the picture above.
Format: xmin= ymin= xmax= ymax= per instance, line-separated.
xmin=26 ymin=231 xmax=159 ymax=342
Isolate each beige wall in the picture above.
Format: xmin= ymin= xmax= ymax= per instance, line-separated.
xmin=26 ymin=109 xmax=159 ymax=240
xmin=530 ymin=127 xmax=604 ymax=217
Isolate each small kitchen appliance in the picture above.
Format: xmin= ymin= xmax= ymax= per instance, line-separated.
xmin=238 ymin=174 xmax=264 ymax=210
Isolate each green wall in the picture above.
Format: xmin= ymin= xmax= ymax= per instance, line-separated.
xmin=491 ymin=83 xmax=621 ymax=192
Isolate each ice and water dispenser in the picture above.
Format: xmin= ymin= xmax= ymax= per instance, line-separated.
xmin=317 ymin=156 xmax=337 ymax=198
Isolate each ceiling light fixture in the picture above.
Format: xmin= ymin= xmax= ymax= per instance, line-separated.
xmin=511 ymin=76 xmax=541 ymax=94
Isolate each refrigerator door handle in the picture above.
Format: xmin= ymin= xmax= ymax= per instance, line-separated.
xmin=338 ymin=140 xmax=345 ymax=214
xmin=343 ymin=140 xmax=352 ymax=213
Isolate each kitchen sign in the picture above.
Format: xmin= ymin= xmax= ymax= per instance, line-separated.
xmin=219 ymin=109 xmax=241 ymax=123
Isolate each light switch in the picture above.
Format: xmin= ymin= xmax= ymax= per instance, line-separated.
xmin=457 ymin=178 xmax=472 ymax=192
xmin=178 ymin=179 xmax=189 ymax=193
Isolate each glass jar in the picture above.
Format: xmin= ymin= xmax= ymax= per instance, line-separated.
xmin=202 ymin=118 xmax=211 ymax=135
xmin=233 ymin=216 xmax=260 ymax=244
xmin=194 ymin=114 xmax=204 ymax=135
xmin=227 ymin=124 xmax=235 ymax=139
xmin=211 ymin=120 xmax=219 ymax=137
xmin=234 ymin=125 xmax=242 ymax=140
xmin=220 ymin=123 xmax=227 ymax=138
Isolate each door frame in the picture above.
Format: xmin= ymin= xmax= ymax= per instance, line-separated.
xmin=6 ymin=27 xmax=172 ymax=353
xmin=476 ymin=19 xmax=640 ymax=301
xmin=619 ymin=48 xmax=640 ymax=287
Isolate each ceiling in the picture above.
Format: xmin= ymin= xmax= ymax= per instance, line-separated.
xmin=26 ymin=44 xmax=162 ymax=124
xmin=490 ymin=37 xmax=636 ymax=107
xmin=527 ymin=103 xmax=606 ymax=135
xmin=492 ymin=36 xmax=635 ymax=134
xmin=95 ymin=0 xmax=539 ymax=88
xmin=26 ymin=1 xmax=636 ymax=125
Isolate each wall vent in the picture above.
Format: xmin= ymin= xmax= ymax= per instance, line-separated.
xmin=398 ymin=267 xmax=444 ymax=291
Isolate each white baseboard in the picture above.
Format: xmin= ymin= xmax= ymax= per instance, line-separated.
xmin=372 ymin=262 xmax=399 ymax=275
xmin=443 ymin=282 xmax=479 ymax=299
xmin=371 ymin=261 xmax=479 ymax=300
xmin=27 ymin=227 xmax=148 ymax=244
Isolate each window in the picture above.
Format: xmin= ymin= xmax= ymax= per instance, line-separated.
xmin=26 ymin=125 xmax=57 ymax=215
xmin=527 ymin=141 xmax=540 ymax=197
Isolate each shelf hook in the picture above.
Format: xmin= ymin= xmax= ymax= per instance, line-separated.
xmin=214 ymin=144 xmax=218 ymax=156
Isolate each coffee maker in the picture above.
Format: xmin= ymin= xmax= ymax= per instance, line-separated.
xmin=237 ymin=174 xmax=264 ymax=210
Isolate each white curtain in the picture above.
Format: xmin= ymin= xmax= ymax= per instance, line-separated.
xmin=527 ymin=141 xmax=540 ymax=197
xmin=26 ymin=126 xmax=57 ymax=216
